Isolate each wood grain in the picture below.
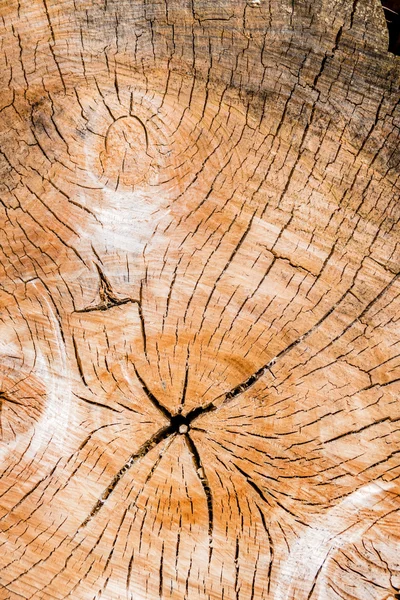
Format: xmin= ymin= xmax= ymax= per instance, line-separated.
xmin=0 ymin=0 xmax=399 ymax=598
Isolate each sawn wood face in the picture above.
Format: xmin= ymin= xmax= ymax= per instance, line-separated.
xmin=0 ymin=0 xmax=399 ymax=598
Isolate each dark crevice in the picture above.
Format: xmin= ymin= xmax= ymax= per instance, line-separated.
xmin=381 ymin=0 xmax=400 ymax=54
xmin=132 ymin=368 xmax=217 ymax=427
xmin=79 ymin=422 xmax=175 ymax=529
xmin=144 ymin=435 xmax=175 ymax=485
xmin=306 ymin=558 xmax=327 ymax=600
xmin=223 ymin=364 xmax=271 ymax=403
xmin=255 ymin=504 xmax=274 ymax=594
xmin=233 ymin=463 xmax=272 ymax=507
xmin=138 ymin=279 xmax=148 ymax=358
xmin=185 ymin=401 xmax=217 ymax=423
xmin=184 ymin=434 xmax=214 ymax=562
xmin=219 ymin=270 xmax=400 ymax=408
xmin=179 ymin=349 xmax=190 ymax=411
xmin=0 ymin=391 xmax=23 ymax=407
xmin=75 ymin=263 xmax=139 ymax=313
xmin=76 ymin=366 xmax=219 ymax=532
xmin=132 ymin=365 xmax=172 ymax=421
xmin=159 ymin=541 xmax=164 ymax=598
xmin=73 ymin=393 xmax=121 ymax=414
xmin=170 ymin=412 xmax=189 ymax=431
xmin=72 ymin=333 xmax=88 ymax=387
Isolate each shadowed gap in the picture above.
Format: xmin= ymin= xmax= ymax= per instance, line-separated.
xmin=381 ymin=0 xmax=400 ymax=54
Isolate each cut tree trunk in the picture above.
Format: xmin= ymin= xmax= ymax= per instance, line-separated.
xmin=0 ymin=0 xmax=399 ymax=599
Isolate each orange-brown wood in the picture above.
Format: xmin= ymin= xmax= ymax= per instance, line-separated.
xmin=0 ymin=0 xmax=399 ymax=598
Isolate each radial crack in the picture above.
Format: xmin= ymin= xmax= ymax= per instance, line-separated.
xmin=0 ymin=391 xmax=23 ymax=407
xmin=73 ymin=393 xmax=122 ymax=414
xmin=218 ymin=270 xmax=400 ymax=406
xmin=179 ymin=346 xmax=190 ymax=411
xmin=79 ymin=422 xmax=175 ymax=529
xmin=233 ymin=463 xmax=272 ymax=507
xmin=132 ymin=365 xmax=172 ymax=421
xmin=75 ymin=263 xmax=139 ymax=312
xmin=185 ymin=401 xmax=217 ymax=423
xmin=184 ymin=433 xmax=214 ymax=562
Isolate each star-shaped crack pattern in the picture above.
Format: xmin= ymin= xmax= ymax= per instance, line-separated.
xmin=80 ymin=367 xmax=216 ymax=564
xmin=1 ymin=2 xmax=400 ymax=597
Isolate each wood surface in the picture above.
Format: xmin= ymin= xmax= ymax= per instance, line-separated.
xmin=0 ymin=0 xmax=400 ymax=598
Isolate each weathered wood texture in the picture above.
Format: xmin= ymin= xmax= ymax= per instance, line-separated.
xmin=0 ymin=0 xmax=400 ymax=598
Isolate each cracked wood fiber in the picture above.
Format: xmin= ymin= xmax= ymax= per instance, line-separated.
xmin=0 ymin=0 xmax=400 ymax=598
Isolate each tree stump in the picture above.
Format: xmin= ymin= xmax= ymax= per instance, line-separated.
xmin=0 ymin=0 xmax=399 ymax=598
